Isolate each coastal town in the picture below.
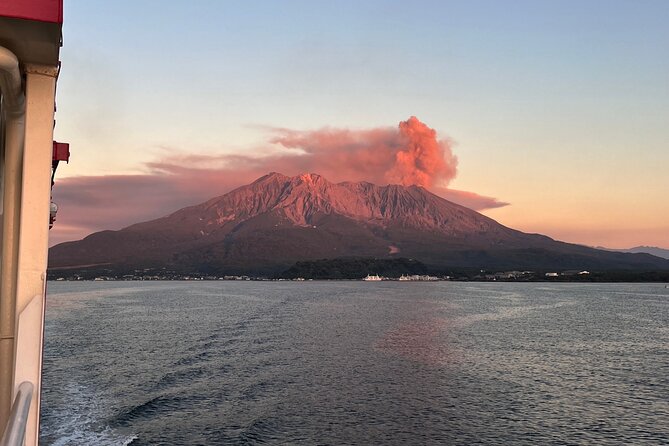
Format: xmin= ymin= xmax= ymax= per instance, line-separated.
xmin=48 ymin=268 xmax=607 ymax=282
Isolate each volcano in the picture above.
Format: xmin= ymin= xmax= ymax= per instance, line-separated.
xmin=48 ymin=172 xmax=669 ymax=275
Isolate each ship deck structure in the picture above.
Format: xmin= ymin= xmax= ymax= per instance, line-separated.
xmin=0 ymin=1 xmax=65 ymax=444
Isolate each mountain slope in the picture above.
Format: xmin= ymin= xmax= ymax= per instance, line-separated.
xmin=49 ymin=172 xmax=669 ymax=274
xmin=597 ymin=246 xmax=669 ymax=260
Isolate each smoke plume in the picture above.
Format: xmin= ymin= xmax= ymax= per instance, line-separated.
xmin=270 ymin=116 xmax=457 ymax=188
xmin=50 ymin=117 xmax=506 ymax=246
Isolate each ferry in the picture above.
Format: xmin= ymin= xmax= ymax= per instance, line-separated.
xmin=0 ymin=1 xmax=66 ymax=445
xmin=398 ymin=274 xmax=440 ymax=281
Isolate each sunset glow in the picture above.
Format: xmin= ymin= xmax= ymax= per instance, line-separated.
xmin=50 ymin=117 xmax=505 ymax=245
xmin=51 ymin=1 xmax=669 ymax=249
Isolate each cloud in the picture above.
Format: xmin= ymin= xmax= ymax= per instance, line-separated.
xmin=434 ymin=187 xmax=509 ymax=211
xmin=50 ymin=117 xmax=507 ymax=246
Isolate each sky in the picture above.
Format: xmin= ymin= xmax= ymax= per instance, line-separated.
xmin=50 ymin=0 xmax=669 ymax=249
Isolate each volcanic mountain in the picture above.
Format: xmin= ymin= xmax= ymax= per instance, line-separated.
xmin=49 ymin=172 xmax=669 ymax=275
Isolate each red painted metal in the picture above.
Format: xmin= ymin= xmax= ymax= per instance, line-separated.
xmin=52 ymin=142 xmax=69 ymax=162
xmin=0 ymin=0 xmax=63 ymax=24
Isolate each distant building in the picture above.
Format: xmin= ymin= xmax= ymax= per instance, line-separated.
xmin=561 ymin=270 xmax=581 ymax=276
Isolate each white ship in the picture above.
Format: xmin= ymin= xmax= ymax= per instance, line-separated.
xmin=362 ymin=274 xmax=383 ymax=281
xmin=398 ymin=274 xmax=440 ymax=281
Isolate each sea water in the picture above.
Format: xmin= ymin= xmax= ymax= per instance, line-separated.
xmin=40 ymin=281 xmax=669 ymax=445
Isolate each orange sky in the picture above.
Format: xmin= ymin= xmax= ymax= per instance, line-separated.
xmin=50 ymin=1 xmax=669 ymax=249
xmin=51 ymin=117 xmax=668 ymax=249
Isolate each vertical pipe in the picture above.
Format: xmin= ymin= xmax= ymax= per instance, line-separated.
xmin=0 ymin=114 xmax=23 ymax=435
xmin=0 ymin=46 xmax=25 ymax=435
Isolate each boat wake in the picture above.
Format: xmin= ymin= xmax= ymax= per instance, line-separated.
xmin=41 ymin=383 xmax=138 ymax=446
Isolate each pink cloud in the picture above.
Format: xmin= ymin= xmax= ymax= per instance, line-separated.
xmin=434 ymin=187 xmax=509 ymax=211
xmin=268 ymin=116 xmax=457 ymax=187
xmin=50 ymin=117 xmax=507 ymax=246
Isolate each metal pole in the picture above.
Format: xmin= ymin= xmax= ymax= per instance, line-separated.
xmin=0 ymin=45 xmax=26 ymax=434
xmin=0 ymin=382 xmax=33 ymax=446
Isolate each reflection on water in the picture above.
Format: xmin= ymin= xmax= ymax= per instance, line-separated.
xmin=376 ymin=318 xmax=451 ymax=365
xmin=41 ymin=281 xmax=669 ymax=445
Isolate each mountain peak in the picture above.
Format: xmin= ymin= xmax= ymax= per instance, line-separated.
xmin=48 ymin=172 xmax=669 ymax=275
xmin=253 ymin=171 xmax=290 ymax=183
xmin=201 ymin=172 xmax=502 ymax=232
xmin=296 ymin=172 xmax=324 ymax=183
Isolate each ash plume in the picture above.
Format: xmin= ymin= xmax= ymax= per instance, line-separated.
xmin=50 ymin=117 xmax=505 ymax=245
xmin=270 ymin=116 xmax=458 ymax=188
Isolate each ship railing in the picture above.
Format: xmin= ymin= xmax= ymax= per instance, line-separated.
xmin=0 ymin=381 xmax=33 ymax=446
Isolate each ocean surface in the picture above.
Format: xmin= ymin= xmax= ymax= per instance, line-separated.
xmin=40 ymin=281 xmax=669 ymax=445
